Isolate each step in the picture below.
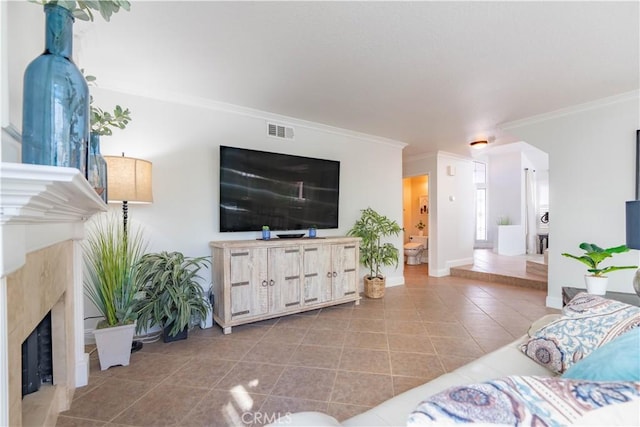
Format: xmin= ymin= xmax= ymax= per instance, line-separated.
xmin=450 ymin=267 xmax=547 ymax=290
xmin=526 ymin=259 xmax=548 ymax=277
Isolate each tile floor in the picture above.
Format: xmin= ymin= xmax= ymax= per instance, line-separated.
xmin=56 ymin=264 xmax=558 ymax=427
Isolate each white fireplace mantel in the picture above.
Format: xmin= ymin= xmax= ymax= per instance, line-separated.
xmin=0 ymin=162 xmax=107 ymax=426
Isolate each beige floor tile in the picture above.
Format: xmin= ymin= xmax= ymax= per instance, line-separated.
xmin=430 ymin=336 xmax=484 ymax=358
xmin=288 ymin=345 xmax=343 ymax=369
xmin=260 ymin=327 xmax=308 ymax=345
xmin=308 ymin=317 xmax=351 ymax=331
xmin=392 ymin=375 xmax=429 ymax=395
xmin=179 ymin=389 xmax=268 ymax=427
xmin=191 ymin=338 xmax=257 ymax=362
xmin=56 ymin=416 xmax=106 ymax=427
xmin=270 ymin=366 xmax=337 ymax=401
xmin=343 ymin=331 xmax=388 ymax=350
xmin=387 ymin=334 xmax=435 ymax=354
xmin=325 ymin=402 xmax=372 ymax=422
xmin=163 ymin=358 xmax=237 ymax=389
xmin=215 ymin=362 xmax=285 ymax=395
xmin=348 ymin=318 xmax=386 ymax=333
xmin=241 ymin=341 xmax=298 ymax=364
xmin=258 ymin=396 xmax=328 ymax=423
xmin=423 ymin=321 xmax=470 ymax=338
xmin=330 ymin=371 xmax=394 ymax=407
xmin=301 ymin=329 xmax=347 ymax=347
xmin=385 ymin=320 xmax=427 ymax=335
xmin=339 ymin=348 xmax=390 ymax=374
xmin=389 ymin=352 xmax=444 ymax=379
xmin=111 ymin=383 xmax=203 ymax=426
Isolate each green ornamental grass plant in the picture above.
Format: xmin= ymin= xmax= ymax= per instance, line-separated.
xmin=83 ymin=214 xmax=147 ymax=328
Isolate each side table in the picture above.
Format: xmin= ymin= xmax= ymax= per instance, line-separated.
xmin=562 ymin=286 xmax=640 ymax=307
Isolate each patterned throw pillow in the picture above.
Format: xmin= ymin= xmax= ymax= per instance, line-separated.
xmin=520 ymin=293 xmax=640 ymax=374
xmin=407 ymin=376 xmax=640 ymax=426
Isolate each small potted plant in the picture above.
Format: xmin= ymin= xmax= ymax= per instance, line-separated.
xmin=415 ymin=220 xmax=426 ymax=236
xmin=347 ymin=207 xmax=402 ymax=298
xmin=561 ymin=242 xmax=637 ymax=295
xmin=135 ymin=251 xmax=211 ymax=342
xmin=83 ymin=214 xmax=147 ymax=370
xmin=262 ymin=225 xmax=271 ymax=240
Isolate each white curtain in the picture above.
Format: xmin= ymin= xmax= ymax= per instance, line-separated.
xmin=524 ymin=168 xmax=538 ymax=254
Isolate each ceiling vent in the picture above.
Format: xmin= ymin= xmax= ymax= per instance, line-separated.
xmin=267 ymin=122 xmax=294 ymax=140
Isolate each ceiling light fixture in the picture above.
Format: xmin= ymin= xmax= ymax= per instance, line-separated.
xmin=470 ymin=140 xmax=489 ymax=149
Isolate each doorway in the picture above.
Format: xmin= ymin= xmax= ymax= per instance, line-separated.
xmin=402 ymin=174 xmax=429 ymax=274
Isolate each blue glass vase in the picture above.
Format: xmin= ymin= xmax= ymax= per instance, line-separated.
xmin=88 ymin=133 xmax=108 ymax=202
xmin=22 ymin=4 xmax=89 ymax=176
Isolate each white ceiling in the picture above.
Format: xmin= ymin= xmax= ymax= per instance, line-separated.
xmin=7 ymin=1 xmax=640 ymax=157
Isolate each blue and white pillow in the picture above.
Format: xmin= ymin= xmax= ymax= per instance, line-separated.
xmin=407 ymin=376 xmax=640 ymax=426
xmin=520 ymin=293 xmax=640 ymax=374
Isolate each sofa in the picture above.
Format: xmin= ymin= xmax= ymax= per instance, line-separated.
xmin=270 ymin=293 xmax=640 ymax=426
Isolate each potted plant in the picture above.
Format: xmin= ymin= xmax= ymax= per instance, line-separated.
xmin=136 ymin=251 xmax=211 ymax=342
xmin=347 ymin=207 xmax=402 ymax=298
xmin=415 ymin=220 xmax=426 ymax=236
xmin=561 ymin=242 xmax=637 ymax=295
xmin=83 ymin=214 xmax=147 ymax=370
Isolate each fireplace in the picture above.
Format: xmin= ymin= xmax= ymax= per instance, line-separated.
xmin=22 ymin=311 xmax=53 ymax=397
xmin=0 ymin=163 xmax=107 ymax=426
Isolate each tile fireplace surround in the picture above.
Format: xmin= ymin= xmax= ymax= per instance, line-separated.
xmin=0 ymin=163 xmax=107 ymax=426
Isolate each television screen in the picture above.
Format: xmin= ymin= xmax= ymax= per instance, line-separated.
xmin=219 ymin=146 xmax=340 ymax=232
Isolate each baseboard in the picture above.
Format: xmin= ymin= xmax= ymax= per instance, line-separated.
xmin=386 ymin=275 xmax=404 ymax=287
xmin=430 ymin=267 xmax=450 ymax=277
xmin=75 ymin=353 xmax=89 ymax=388
xmin=447 ymin=257 xmax=474 ymax=268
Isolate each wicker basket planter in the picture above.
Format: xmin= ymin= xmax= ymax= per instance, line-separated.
xmin=364 ymin=276 xmax=385 ymax=299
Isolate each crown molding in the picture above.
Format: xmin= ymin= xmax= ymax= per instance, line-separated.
xmin=501 ymin=90 xmax=640 ymax=131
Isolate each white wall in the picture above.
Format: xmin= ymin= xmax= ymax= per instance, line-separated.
xmin=505 ymin=92 xmax=640 ymax=307
xmin=404 ymin=151 xmax=475 ymax=276
xmin=488 ymin=151 xmax=523 ymax=241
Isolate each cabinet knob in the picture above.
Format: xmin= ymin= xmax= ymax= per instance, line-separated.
xmin=333 ymin=271 xmax=337 ymax=278
xmin=327 ymin=272 xmax=332 ymax=278
xmin=269 ymin=279 xmax=275 ymax=287
xmin=261 ymin=280 xmax=268 ymax=287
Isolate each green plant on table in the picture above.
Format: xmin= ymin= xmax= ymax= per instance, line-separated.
xmin=347 ymin=207 xmax=402 ymax=279
xmin=561 ymin=242 xmax=637 ymax=277
xmin=83 ymin=214 xmax=147 ymax=328
xmin=136 ymin=251 xmax=211 ymax=337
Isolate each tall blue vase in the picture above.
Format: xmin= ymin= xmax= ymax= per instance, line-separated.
xmin=88 ymin=133 xmax=108 ymax=202
xmin=22 ymin=4 xmax=89 ymax=176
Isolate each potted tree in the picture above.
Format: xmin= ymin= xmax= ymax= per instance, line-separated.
xmin=347 ymin=207 xmax=402 ymax=298
xmin=561 ymin=242 xmax=637 ymax=295
xmin=136 ymin=251 xmax=211 ymax=342
xmin=84 ymin=214 xmax=147 ymax=370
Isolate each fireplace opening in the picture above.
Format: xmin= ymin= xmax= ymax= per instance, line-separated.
xmin=21 ymin=311 xmax=53 ymax=397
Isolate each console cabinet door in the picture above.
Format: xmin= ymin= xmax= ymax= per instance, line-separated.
xmin=302 ymin=245 xmax=332 ymax=305
xmin=332 ymin=243 xmax=359 ymax=299
xmin=229 ymin=247 xmax=268 ymax=319
xmin=268 ymin=246 xmax=302 ymax=313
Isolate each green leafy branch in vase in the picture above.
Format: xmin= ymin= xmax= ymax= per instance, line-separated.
xmin=83 ymin=72 xmax=132 ymax=136
xmin=29 ymin=0 xmax=131 ymax=22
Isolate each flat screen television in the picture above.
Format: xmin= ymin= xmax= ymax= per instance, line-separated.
xmin=219 ymin=146 xmax=340 ymax=232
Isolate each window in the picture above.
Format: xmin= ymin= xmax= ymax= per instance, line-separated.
xmin=474 ymin=162 xmax=487 ymax=241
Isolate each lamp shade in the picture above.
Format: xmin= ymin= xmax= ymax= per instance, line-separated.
xmin=626 ymin=200 xmax=640 ymax=249
xmin=104 ymin=155 xmax=153 ymax=204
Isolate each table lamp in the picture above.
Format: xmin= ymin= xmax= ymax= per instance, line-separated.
xmin=104 ymin=154 xmax=153 ymax=235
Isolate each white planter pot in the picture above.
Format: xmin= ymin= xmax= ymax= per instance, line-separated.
xmin=93 ymin=322 xmax=136 ymax=371
xmin=584 ymin=275 xmax=608 ymax=295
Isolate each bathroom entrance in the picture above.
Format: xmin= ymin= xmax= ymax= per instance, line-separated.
xmin=402 ymin=174 xmax=429 ymax=270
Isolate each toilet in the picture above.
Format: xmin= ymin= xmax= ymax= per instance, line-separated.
xmin=404 ymin=235 xmax=429 ymax=265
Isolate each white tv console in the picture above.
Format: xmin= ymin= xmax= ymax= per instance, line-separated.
xmin=209 ymin=237 xmax=361 ymax=334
